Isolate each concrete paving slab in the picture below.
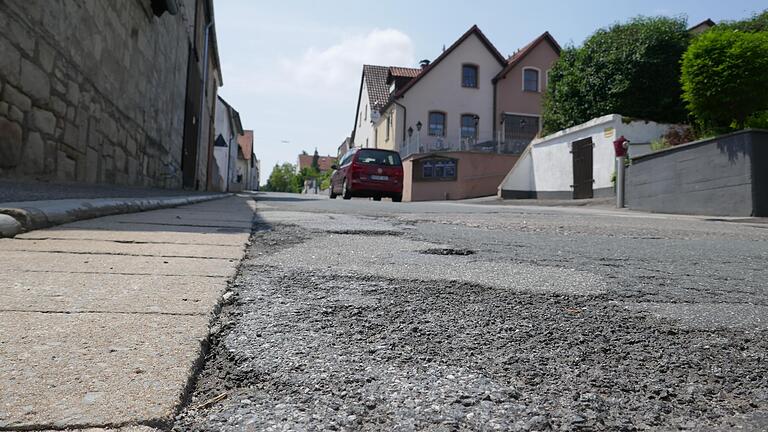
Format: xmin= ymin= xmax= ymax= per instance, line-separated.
xmin=63 ymin=215 xmax=254 ymax=230
xmin=104 ymin=209 xmax=256 ymax=224
xmin=55 ymin=220 xmax=252 ymax=234
xmin=16 ymin=228 xmax=251 ymax=246
xmin=1 ymin=251 xmax=238 ymax=277
xmin=0 ymin=311 xmax=209 ymax=429
xmin=0 ymin=271 xmax=227 ymax=314
xmin=0 ymin=238 xmax=245 ymax=259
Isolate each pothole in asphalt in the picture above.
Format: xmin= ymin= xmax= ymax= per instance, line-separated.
xmin=326 ymin=229 xmax=403 ymax=236
xmin=420 ymin=247 xmax=476 ymax=256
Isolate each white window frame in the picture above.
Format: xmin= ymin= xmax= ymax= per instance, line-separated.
xmin=522 ymin=67 xmax=541 ymax=93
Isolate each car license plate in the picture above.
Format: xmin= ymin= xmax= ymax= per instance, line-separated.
xmin=371 ymin=175 xmax=389 ymax=181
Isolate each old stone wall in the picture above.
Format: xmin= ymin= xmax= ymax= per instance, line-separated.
xmin=0 ymin=0 xmax=198 ymax=188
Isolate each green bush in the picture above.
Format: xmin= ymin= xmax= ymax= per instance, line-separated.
xmin=543 ymin=16 xmax=690 ymax=134
xmin=650 ymin=138 xmax=671 ymax=152
xmin=263 ymin=162 xmax=300 ymax=193
xmin=717 ymin=10 xmax=768 ymax=33
xmin=681 ymin=30 xmax=768 ymax=130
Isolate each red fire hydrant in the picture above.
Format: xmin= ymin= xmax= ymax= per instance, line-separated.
xmin=613 ymin=135 xmax=629 ymax=157
xmin=613 ymin=135 xmax=630 ymax=208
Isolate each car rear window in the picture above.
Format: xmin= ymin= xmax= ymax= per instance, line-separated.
xmin=355 ymin=149 xmax=402 ymax=166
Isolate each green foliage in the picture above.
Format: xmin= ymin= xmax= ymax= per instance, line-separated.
xmin=650 ymin=138 xmax=671 ymax=152
xmin=746 ymin=111 xmax=768 ymax=129
xmin=263 ymin=163 xmax=300 ymax=193
xmin=717 ymin=10 xmax=768 ymax=33
xmin=681 ymin=30 xmax=768 ymax=130
xmin=311 ymin=149 xmax=320 ymax=171
xmin=543 ymin=16 xmax=690 ymax=134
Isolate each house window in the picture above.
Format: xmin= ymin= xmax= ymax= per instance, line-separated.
xmin=386 ymin=114 xmax=392 ymax=141
xmin=423 ymin=161 xmax=433 ymax=178
xmin=419 ymin=158 xmax=457 ymax=181
xmin=461 ymin=114 xmax=478 ymax=139
xmin=364 ymin=104 xmax=368 ymax=121
xmin=428 ymin=111 xmax=446 ymax=137
xmin=523 ymin=68 xmax=540 ymax=92
xmin=462 ymin=64 xmax=478 ymax=88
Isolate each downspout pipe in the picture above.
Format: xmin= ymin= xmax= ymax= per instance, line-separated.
xmin=196 ymin=20 xmax=214 ymax=190
xmin=225 ymin=130 xmax=233 ymax=192
xmin=393 ymin=99 xmax=407 ymax=149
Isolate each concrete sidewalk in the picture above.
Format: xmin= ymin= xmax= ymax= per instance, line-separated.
xmin=0 ymin=196 xmax=256 ymax=430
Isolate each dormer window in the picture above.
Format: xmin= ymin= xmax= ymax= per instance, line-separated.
xmin=523 ymin=68 xmax=540 ymax=92
xmin=462 ymin=64 xmax=478 ymax=88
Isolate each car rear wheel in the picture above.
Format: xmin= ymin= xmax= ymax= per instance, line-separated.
xmin=392 ymin=193 xmax=402 ymax=202
xmin=342 ymin=178 xmax=352 ymax=200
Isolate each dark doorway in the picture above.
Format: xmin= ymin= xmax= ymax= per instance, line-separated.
xmin=572 ymin=138 xmax=594 ymax=199
xmin=182 ymin=44 xmax=201 ymax=189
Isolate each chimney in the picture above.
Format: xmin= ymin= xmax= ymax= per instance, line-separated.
xmin=419 ymin=59 xmax=431 ymax=69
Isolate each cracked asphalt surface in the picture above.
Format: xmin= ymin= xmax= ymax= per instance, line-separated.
xmin=174 ymin=193 xmax=768 ymax=431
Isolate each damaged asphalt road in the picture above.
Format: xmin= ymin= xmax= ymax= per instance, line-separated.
xmin=173 ymin=194 xmax=768 ymax=431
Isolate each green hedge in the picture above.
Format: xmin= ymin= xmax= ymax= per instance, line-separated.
xmin=543 ymin=17 xmax=690 ymax=134
xmin=681 ymin=30 xmax=768 ymax=130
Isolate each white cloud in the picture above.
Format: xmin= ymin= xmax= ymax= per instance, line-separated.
xmin=278 ymin=28 xmax=415 ymax=98
xmin=230 ymin=29 xmax=415 ymax=100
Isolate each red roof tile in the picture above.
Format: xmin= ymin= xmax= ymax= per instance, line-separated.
xmin=389 ymin=66 xmax=421 ymax=78
xmin=297 ymin=154 xmax=336 ymax=172
xmin=237 ymin=130 xmax=253 ymax=160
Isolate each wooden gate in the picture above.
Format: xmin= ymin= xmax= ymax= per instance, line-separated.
xmin=181 ymin=44 xmax=201 ymax=189
xmin=571 ymin=138 xmax=594 ymax=199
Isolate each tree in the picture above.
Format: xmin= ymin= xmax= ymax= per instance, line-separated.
xmin=717 ymin=9 xmax=768 ymax=33
xmin=681 ymin=29 xmax=768 ymax=130
xmin=543 ymin=17 xmax=690 ymax=134
xmin=263 ymin=163 xmax=299 ymax=193
xmin=311 ymin=148 xmax=320 ymax=171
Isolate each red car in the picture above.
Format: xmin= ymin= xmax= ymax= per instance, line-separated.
xmin=329 ymin=148 xmax=403 ymax=202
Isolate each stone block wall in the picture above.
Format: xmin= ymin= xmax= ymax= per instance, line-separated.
xmin=0 ymin=0 xmax=198 ymax=188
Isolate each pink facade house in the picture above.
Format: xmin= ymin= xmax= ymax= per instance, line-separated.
xmin=493 ymin=32 xmax=561 ymax=154
xmin=374 ymin=27 xmax=560 ymax=201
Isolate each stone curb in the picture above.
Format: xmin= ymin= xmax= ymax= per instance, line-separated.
xmin=0 ymin=194 xmax=228 ymax=238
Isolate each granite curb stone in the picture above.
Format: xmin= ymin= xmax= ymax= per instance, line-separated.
xmin=0 ymin=194 xmax=228 ymax=238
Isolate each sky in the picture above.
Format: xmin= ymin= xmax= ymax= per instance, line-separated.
xmin=213 ymin=0 xmax=765 ymax=183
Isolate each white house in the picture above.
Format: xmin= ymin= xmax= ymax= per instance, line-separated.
xmin=351 ymin=65 xmax=389 ymax=149
xmin=213 ymin=96 xmax=243 ymax=192
xmin=498 ymin=114 xmax=675 ymax=199
xmin=376 ymin=25 xmax=508 ymax=157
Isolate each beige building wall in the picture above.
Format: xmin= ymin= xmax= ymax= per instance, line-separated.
xmin=373 ymin=105 xmax=401 ymax=151
xmin=395 ymin=33 xmax=504 ymax=152
xmin=495 ymin=42 xmax=560 ymax=125
xmin=404 ymin=152 xmax=519 ymax=201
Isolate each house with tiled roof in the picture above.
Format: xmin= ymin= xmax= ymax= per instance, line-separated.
xmin=362 ymin=26 xmax=561 ymax=202
xmin=493 ymin=32 xmax=561 ymax=154
xmin=351 ymin=65 xmax=390 ymax=150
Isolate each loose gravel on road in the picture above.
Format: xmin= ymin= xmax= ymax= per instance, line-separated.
xmin=173 ymin=201 xmax=768 ymax=431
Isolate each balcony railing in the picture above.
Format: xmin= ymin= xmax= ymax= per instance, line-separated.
xmin=400 ymin=133 xmax=532 ymax=159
